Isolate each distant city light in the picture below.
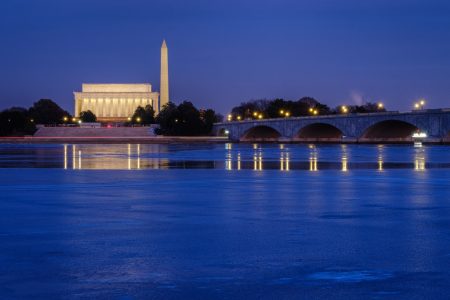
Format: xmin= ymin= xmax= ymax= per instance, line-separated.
xmin=237 ymin=115 xmax=242 ymax=120
xmin=377 ymin=102 xmax=384 ymax=109
xmin=341 ymin=106 xmax=348 ymax=113
xmin=258 ymin=114 xmax=263 ymax=119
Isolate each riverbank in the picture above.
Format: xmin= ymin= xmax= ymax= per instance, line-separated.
xmin=0 ymin=136 xmax=449 ymax=144
xmin=0 ymin=136 xmax=230 ymax=144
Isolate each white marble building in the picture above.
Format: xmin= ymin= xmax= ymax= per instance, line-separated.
xmin=74 ymin=84 xmax=159 ymax=121
xmin=73 ymin=40 xmax=169 ymax=121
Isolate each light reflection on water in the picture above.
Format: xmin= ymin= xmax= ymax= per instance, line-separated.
xmin=0 ymin=142 xmax=443 ymax=171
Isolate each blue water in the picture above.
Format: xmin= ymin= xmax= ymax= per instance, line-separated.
xmin=1 ymin=143 xmax=450 ymax=299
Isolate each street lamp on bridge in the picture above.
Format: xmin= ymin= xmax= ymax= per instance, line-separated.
xmin=414 ymin=99 xmax=426 ymax=110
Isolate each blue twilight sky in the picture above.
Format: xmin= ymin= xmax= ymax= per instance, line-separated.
xmin=1 ymin=0 xmax=450 ymax=114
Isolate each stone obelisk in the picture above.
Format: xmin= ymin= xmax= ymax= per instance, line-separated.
xmin=160 ymin=39 xmax=169 ymax=110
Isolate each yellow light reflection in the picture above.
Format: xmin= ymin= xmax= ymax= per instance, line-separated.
xmin=64 ymin=144 xmax=166 ymax=170
xmin=309 ymin=145 xmax=318 ymax=172
xmin=415 ymin=151 xmax=426 ymax=171
xmin=280 ymin=152 xmax=290 ymax=171
xmin=137 ymin=144 xmax=141 ymax=169
xmin=341 ymin=144 xmax=348 ymax=172
xmin=72 ymin=145 xmax=76 ymax=169
xmin=253 ymin=152 xmax=263 ymax=171
xmin=342 ymin=156 xmax=348 ymax=172
xmin=378 ymin=159 xmax=383 ymax=171
xmin=63 ymin=144 xmax=67 ymax=169
xmin=237 ymin=153 xmax=241 ymax=170
xmin=377 ymin=145 xmax=384 ymax=171
xmin=309 ymin=156 xmax=318 ymax=171
xmin=128 ymin=144 xmax=131 ymax=170
xmin=226 ymin=152 xmax=232 ymax=170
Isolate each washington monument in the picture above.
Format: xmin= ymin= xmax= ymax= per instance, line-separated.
xmin=160 ymin=39 xmax=169 ymax=109
xmin=73 ymin=40 xmax=170 ymax=121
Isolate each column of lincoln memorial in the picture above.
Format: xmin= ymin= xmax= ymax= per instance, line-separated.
xmin=74 ymin=84 xmax=160 ymax=122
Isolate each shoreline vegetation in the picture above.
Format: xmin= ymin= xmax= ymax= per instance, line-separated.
xmin=0 ymin=99 xmax=222 ymax=137
xmin=0 ymin=136 xmax=447 ymax=145
xmin=1 ymin=97 xmax=388 ymax=138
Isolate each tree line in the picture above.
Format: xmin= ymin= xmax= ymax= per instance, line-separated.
xmin=229 ymin=97 xmax=386 ymax=121
xmin=0 ymin=99 xmax=222 ymax=136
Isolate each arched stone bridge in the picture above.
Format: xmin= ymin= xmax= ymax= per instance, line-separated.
xmin=213 ymin=110 xmax=450 ymax=143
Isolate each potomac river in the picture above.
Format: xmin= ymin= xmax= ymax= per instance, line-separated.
xmin=1 ymin=143 xmax=450 ymax=299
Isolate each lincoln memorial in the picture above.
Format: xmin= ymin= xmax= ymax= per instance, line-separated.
xmin=74 ymin=83 xmax=159 ymax=121
xmin=73 ymin=40 xmax=169 ymax=122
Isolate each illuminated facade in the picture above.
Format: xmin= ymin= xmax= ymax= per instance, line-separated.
xmin=74 ymin=40 xmax=169 ymax=121
xmin=74 ymin=84 xmax=159 ymax=121
xmin=160 ymin=39 xmax=169 ymax=108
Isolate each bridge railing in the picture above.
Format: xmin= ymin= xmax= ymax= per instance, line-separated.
xmin=214 ymin=111 xmax=402 ymax=125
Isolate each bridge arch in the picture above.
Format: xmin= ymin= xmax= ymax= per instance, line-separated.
xmin=240 ymin=125 xmax=282 ymax=142
xmin=295 ymin=123 xmax=344 ymax=141
xmin=360 ymin=120 xmax=419 ymax=140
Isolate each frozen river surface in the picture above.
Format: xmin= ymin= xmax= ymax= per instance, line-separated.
xmin=1 ymin=143 xmax=450 ymax=299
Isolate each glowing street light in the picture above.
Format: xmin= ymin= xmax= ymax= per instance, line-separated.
xmin=237 ymin=115 xmax=242 ymax=120
xmin=279 ymin=109 xmax=284 ymax=115
xmin=258 ymin=114 xmax=263 ymax=119
xmin=253 ymin=112 xmax=258 ymax=117
xmin=313 ymin=109 xmax=318 ymax=115
xmin=341 ymin=106 xmax=348 ymax=114
xmin=127 ymin=117 xmax=131 ymax=121
xmin=227 ymin=114 xmax=232 ymax=121
xmin=377 ymin=102 xmax=384 ymax=109
xmin=63 ymin=116 xmax=68 ymax=122
xmin=72 ymin=117 xmax=77 ymax=122
xmin=136 ymin=117 xmax=141 ymax=122
xmin=285 ymin=111 xmax=290 ymax=117
xmin=414 ymin=99 xmax=426 ymax=110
